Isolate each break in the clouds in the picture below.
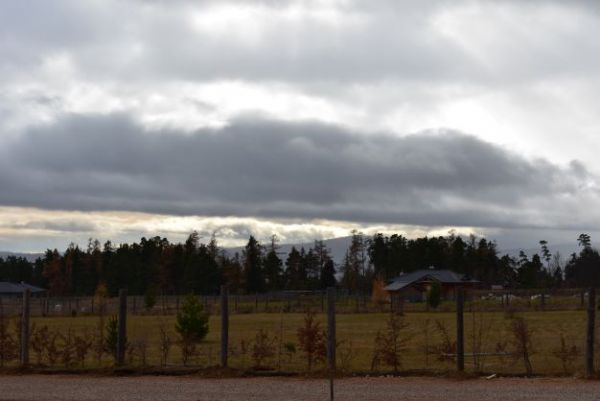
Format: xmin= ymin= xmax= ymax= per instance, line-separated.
xmin=1 ymin=0 xmax=600 ymax=251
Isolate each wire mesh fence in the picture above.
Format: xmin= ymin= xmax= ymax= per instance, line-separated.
xmin=0 ymin=288 xmax=598 ymax=376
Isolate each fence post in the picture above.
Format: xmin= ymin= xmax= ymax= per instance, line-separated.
xmin=117 ymin=289 xmax=127 ymax=366
xmin=221 ymin=285 xmax=229 ymax=368
xmin=540 ymin=292 xmax=545 ymax=311
xmin=20 ymin=288 xmax=31 ymax=367
xmin=586 ymin=287 xmax=596 ymax=378
xmin=456 ymin=288 xmax=464 ymax=372
xmin=327 ymin=287 xmax=336 ymax=401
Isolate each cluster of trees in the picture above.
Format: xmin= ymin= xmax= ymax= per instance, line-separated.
xmin=1 ymin=231 xmax=600 ymax=296
xmin=0 ymin=233 xmax=336 ymax=297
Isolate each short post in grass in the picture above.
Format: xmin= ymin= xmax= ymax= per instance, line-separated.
xmin=221 ymin=285 xmax=229 ymax=368
xmin=586 ymin=287 xmax=596 ymax=378
xmin=20 ymin=288 xmax=31 ymax=367
xmin=117 ymin=288 xmax=128 ymax=366
xmin=456 ymin=288 xmax=464 ymax=372
xmin=327 ymin=287 xmax=336 ymax=401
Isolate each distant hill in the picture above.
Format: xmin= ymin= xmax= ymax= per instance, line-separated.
xmin=225 ymin=236 xmax=352 ymax=265
xmin=0 ymin=251 xmax=43 ymax=262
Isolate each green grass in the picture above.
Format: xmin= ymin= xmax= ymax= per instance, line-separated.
xmin=12 ymin=308 xmax=591 ymax=376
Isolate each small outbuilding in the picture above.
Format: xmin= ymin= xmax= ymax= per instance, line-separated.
xmin=385 ymin=268 xmax=479 ymax=304
xmin=0 ymin=281 xmax=47 ymax=297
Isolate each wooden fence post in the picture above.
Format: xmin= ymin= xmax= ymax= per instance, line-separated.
xmin=221 ymin=285 xmax=229 ymax=368
xmin=456 ymin=288 xmax=464 ymax=372
xmin=117 ymin=289 xmax=127 ymax=366
xmin=586 ymin=287 xmax=596 ymax=378
xmin=327 ymin=287 xmax=336 ymax=401
xmin=20 ymin=289 xmax=31 ymax=367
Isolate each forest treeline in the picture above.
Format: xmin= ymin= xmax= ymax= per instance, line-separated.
xmin=0 ymin=231 xmax=599 ymax=296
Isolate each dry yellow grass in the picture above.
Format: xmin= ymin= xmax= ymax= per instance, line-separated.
xmin=18 ymin=308 xmax=592 ymax=376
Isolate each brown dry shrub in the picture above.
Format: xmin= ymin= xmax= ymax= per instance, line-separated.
xmin=297 ymin=310 xmax=326 ymax=371
xmin=552 ymin=331 xmax=579 ymax=375
xmin=251 ymin=329 xmax=276 ymax=369
xmin=0 ymin=312 xmax=18 ymax=366
xmin=510 ymin=316 xmax=535 ymax=375
xmin=431 ymin=320 xmax=456 ymax=363
xmin=371 ymin=314 xmax=411 ymax=372
xmin=73 ymin=331 xmax=93 ymax=367
xmin=158 ymin=323 xmax=172 ymax=367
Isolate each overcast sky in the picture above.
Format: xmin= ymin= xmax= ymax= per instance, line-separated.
xmin=1 ymin=0 xmax=600 ymax=252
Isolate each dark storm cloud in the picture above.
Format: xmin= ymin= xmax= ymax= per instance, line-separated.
xmin=0 ymin=113 xmax=595 ymax=229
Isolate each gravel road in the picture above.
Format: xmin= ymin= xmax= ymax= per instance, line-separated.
xmin=1 ymin=375 xmax=599 ymax=401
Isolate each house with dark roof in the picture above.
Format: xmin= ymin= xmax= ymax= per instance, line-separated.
xmin=384 ymin=267 xmax=479 ymax=303
xmin=0 ymin=281 xmax=47 ymax=297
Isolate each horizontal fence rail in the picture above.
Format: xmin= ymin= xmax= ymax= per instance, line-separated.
xmin=0 ymin=288 xmax=592 ymax=317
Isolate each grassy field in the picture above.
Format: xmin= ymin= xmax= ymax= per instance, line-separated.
xmin=12 ymin=308 xmax=591 ymax=376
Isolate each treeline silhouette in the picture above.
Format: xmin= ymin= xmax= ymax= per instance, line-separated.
xmin=0 ymin=232 xmax=598 ymax=296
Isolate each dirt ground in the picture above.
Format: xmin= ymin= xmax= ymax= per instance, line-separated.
xmin=1 ymin=375 xmax=600 ymax=401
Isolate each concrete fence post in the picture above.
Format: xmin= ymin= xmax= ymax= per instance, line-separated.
xmin=586 ymin=287 xmax=596 ymax=378
xmin=456 ymin=288 xmax=464 ymax=372
xmin=20 ymin=288 xmax=31 ymax=367
xmin=116 ymin=289 xmax=128 ymax=366
xmin=221 ymin=285 xmax=229 ymax=368
xmin=327 ymin=287 xmax=336 ymax=401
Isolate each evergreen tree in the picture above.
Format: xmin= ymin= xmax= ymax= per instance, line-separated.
xmin=285 ymin=247 xmax=305 ymax=290
xmin=319 ymin=259 xmax=336 ymax=289
xmin=263 ymin=235 xmax=284 ymax=291
xmin=243 ymin=236 xmax=265 ymax=293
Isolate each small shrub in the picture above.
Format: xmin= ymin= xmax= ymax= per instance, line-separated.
xmin=237 ymin=338 xmax=252 ymax=367
xmin=0 ymin=313 xmax=18 ymax=367
xmin=251 ymin=329 xmax=276 ymax=369
xmin=427 ymin=282 xmax=441 ymax=309
xmin=30 ymin=324 xmax=49 ymax=366
xmin=92 ymin=315 xmax=105 ymax=365
xmin=283 ymin=341 xmax=296 ymax=363
xmin=431 ymin=320 xmax=456 ymax=363
xmin=73 ymin=331 xmax=93 ymax=368
xmin=104 ymin=315 xmax=119 ymax=361
xmin=46 ymin=331 xmax=62 ymax=366
xmin=371 ymin=314 xmax=411 ymax=372
xmin=297 ymin=310 xmax=326 ymax=371
xmin=552 ymin=332 xmax=579 ymax=375
xmin=127 ymin=339 xmax=149 ymax=367
xmin=60 ymin=330 xmax=76 ymax=368
xmin=510 ymin=317 xmax=534 ymax=375
xmin=338 ymin=340 xmax=357 ymax=372
xmin=158 ymin=323 xmax=172 ymax=367
xmin=176 ymin=294 xmax=209 ymax=366
xmin=176 ymin=294 xmax=209 ymax=343
xmin=471 ymin=310 xmax=494 ymax=372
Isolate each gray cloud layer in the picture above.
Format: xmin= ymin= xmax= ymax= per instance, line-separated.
xmin=1 ymin=114 xmax=596 ymax=230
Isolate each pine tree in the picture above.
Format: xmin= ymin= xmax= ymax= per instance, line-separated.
xmin=243 ymin=236 xmax=265 ymax=293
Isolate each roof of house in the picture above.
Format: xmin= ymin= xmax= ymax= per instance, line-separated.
xmin=384 ymin=269 xmax=478 ymax=291
xmin=0 ymin=281 xmax=46 ymax=294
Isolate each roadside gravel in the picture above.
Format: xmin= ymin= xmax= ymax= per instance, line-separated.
xmin=1 ymin=375 xmax=599 ymax=401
